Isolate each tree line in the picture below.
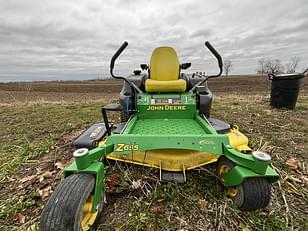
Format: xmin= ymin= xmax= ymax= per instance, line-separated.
xmin=256 ymin=56 xmax=300 ymax=75
xmin=222 ymin=56 xmax=302 ymax=76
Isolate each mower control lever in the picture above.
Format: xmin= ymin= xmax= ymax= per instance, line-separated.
xmin=110 ymin=41 xmax=128 ymax=71
xmin=110 ymin=41 xmax=143 ymax=94
xmin=189 ymin=41 xmax=223 ymax=92
xmin=205 ymin=41 xmax=223 ymax=77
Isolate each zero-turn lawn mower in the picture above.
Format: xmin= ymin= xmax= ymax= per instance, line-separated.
xmin=40 ymin=41 xmax=279 ymax=230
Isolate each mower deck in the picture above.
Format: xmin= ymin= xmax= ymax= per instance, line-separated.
xmin=106 ymin=117 xmax=220 ymax=171
xmin=105 ymin=116 xmax=250 ymax=172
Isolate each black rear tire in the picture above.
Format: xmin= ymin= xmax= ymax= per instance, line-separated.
xmin=40 ymin=173 xmax=97 ymax=231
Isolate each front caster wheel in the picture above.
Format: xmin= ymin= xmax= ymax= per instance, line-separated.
xmin=217 ymin=157 xmax=271 ymax=211
xmin=233 ymin=177 xmax=271 ymax=211
xmin=40 ymin=173 xmax=101 ymax=231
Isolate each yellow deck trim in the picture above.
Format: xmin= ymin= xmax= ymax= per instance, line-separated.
xmin=107 ymin=149 xmax=219 ymax=171
xmin=103 ymin=129 xmax=250 ymax=171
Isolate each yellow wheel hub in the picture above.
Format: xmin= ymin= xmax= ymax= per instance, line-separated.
xmin=226 ymin=187 xmax=238 ymax=197
xmin=81 ymin=195 xmax=98 ymax=231
xmin=219 ymin=164 xmax=238 ymax=197
xmin=218 ymin=165 xmax=231 ymax=176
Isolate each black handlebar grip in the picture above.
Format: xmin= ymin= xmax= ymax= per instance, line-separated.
xmin=110 ymin=41 xmax=128 ymax=70
xmin=205 ymin=41 xmax=223 ymax=69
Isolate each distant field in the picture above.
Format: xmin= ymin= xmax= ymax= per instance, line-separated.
xmin=0 ymin=79 xmax=120 ymax=105
xmin=2 ymin=75 xmax=306 ymax=104
xmin=0 ymin=75 xmax=307 ymax=230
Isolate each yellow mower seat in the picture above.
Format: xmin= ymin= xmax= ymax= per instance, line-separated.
xmin=145 ymin=47 xmax=186 ymax=92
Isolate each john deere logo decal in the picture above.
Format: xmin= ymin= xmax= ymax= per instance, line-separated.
xmin=146 ymin=105 xmax=186 ymax=111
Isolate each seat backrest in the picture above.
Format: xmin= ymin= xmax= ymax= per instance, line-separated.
xmin=149 ymin=47 xmax=180 ymax=81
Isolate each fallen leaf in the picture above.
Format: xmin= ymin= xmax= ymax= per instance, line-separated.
xmin=114 ymin=227 xmax=121 ymax=231
xmin=151 ymin=202 xmax=164 ymax=213
xmin=55 ymin=162 xmax=64 ymax=170
xmin=132 ymin=179 xmax=142 ymax=189
xmin=16 ymin=212 xmax=26 ymax=224
xmin=198 ymin=198 xmax=208 ymax=208
xmin=107 ymin=175 xmax=117 ymax=191
xmin=38 ymin=185 xmax=52 ymax=199
xmin=20 ymin=175 xmax=36 ymax=183
xmin=286 ymin=158 xmax=298 ymax=169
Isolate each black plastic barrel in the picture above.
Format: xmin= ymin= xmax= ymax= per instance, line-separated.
xmin=268 ymin=73 xmax=304 ymax=109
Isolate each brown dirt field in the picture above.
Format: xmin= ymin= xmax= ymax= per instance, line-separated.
xmin=0 ymin=79 xmax=121 ymax=105
xmin=1 ymin=75 xmax=307 ymax=105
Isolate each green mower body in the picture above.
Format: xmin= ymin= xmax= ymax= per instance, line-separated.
xmin=64 ymin=92 xmax=278 ymax=214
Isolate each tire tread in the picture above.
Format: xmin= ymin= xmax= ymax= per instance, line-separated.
xmin=40 ymin=173 xmax=95 ymax=231
xmin=238 ymin=177 xmax=271 ymax=211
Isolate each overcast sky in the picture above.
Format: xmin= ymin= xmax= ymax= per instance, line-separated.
xmin=0 ymin=0 xmax=307 ymax=81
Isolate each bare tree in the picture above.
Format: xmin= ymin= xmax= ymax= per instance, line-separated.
xmin=256 ymin=58 xmax=284 ymax=75
xmin=265 ymin=58 xmax=284 ymax=74
xmin=286 ymin=56 xmax=300 ymax=73
xmin=256 ymin=58 xmax=266 ymax=75
xmin=224 ymin=60 xmax=233 ymax=76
